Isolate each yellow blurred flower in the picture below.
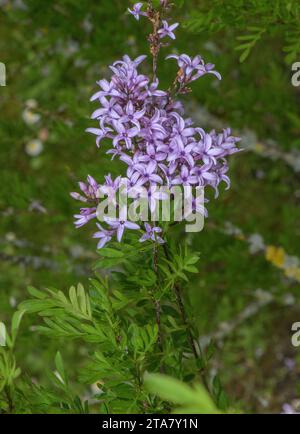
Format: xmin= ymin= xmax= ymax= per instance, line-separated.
xmin=265 ymin=245 xmax=286 ymax=269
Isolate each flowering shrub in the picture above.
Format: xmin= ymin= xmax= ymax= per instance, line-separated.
xmin=71 ymin=0 xmax=240 ymax=248
xmin=0 ymin=1 xmax=242 ymax=415
xmin=1 ymin=0 xmax=300 ymax=416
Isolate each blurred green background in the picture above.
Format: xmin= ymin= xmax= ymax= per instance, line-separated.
xmin=1 ymin=0 xmax=300 ymax=413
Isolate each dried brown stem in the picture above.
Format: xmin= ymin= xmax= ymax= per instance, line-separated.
xmin=147 ymin=4 xmax=161 ymax=81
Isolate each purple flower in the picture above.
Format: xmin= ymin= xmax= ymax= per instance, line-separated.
xmin=141 ymin=109 xmax=166 ymax=139
xmin=159 ymin=161 xmax=177 ymax=186
xmin=184 ymin=196 xmax=208 ymax=219
xmin=119 ymin=101 xmax=145 ymax=129
xmin=281 ymin=404 xmax=300 ymax=414
xmin=98 ymin=174 xmax=121 ymax=204
xmin=85 ymin=127 xmax=113 ymax=147
xmin=105 ymin=217 xmax=140 ymax=242
xmin=170 ymin=112 xmax=195 ymax=140
xmin=171 ymin=165 xmax=197 ymax=186
xmin=167 ymin=54 xmax=221 ymax=84
xmin=71 ymin=5 xmax=240 ymax=249
xmin=135 ymin=160 xmax=163 ymax=185
xmin=128 ymin=2 xmax=145 ymax=21
xmin=192 ymin=63 xmax=221 ymax=82
xmin=91 ymin=97 xmax=122 ymax=127
xmin=158 ymin=20 xmax=179 ymax=40
xmin=190 ymin=164 xmax=216 ymax=186
xmin=113 ymin=121 xmax=139 ymax=149
xmin=93 ymin=223 xmax=114 ymax=249
xmin=284 ymin=358 xmax=296 ymax=371
xmin=168 ymin=136 xmax=195 ymax=168
xmin=120 ymin=152 xmax=143 ymax=178
xmin=140 ymin=223 xmax=165 ymax=244
xmin=138 ymin=185 xmax=169 ymax=213
xmin=115 ymin=54 xmax=147 ymax=68
xmin=90 ymin=79 xmax=115 ymax=101
xmin=74 ymin=207 xmax=97 ymax=228
xmin=194 ymin=130 xmax=224 ymax=165
xmin=123 ymin=173 xmax=146 ymax=194
xmin=138 ymin=144 xmax=167 ymax=168
xmin=146 ymin=79 xmax=167 ymax=97
xmin=70 ymin=175 xmax=100 ymax=202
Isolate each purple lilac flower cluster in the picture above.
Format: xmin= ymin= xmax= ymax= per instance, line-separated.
xmin=71 ymin=2 xmax=240 ymax=249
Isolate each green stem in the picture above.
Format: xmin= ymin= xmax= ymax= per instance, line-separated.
xmin=4 ymin=385 xmax=14 ymax=413
xmin=152 ymin=244 xmax=163 ymax=361
xmin=162 ymin=243 xmax=209 ymax=390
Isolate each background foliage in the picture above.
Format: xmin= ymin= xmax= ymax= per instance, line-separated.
xmin=0 ymin=0 xmax=300 ymax=413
